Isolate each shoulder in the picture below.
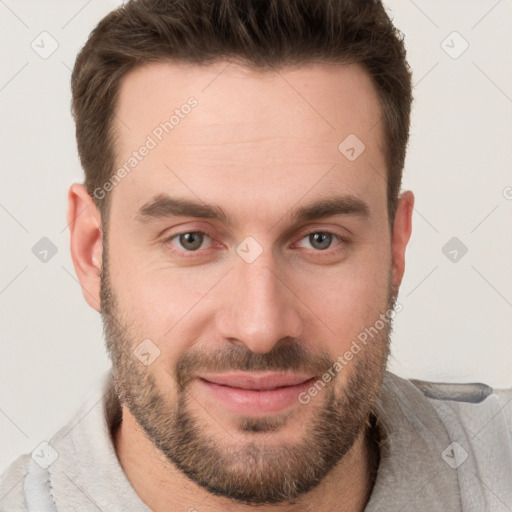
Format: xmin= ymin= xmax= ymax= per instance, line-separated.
xmin=410 ymin=375 xmax=510 ymax=420
xmin=383 ymin=371 xmax=512 ymax=440
xmin=408 ymin=377 xmax=496 ymax=404
xmin=407 ymin=375 xmax=512 ymax=441
xmin=377 ymin=373 xmax=512 ymax=509
xmin=410 ymin=375 xmax=511 ymax=414
xmin=0 ymin=371 xmax=114 ymax=512
xmin=0 ymin=453 xmax=30 ymax=511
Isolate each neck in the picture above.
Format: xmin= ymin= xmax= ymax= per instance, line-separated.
xmin=113 ymin=406 xmax=379 ymax=512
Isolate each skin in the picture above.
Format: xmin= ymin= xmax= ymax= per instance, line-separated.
xmin=67 ymin=60 xmax=414 ymax=511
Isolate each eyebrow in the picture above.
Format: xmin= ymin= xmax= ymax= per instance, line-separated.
xmin=135 ymin=192 xmax=370 ymax=227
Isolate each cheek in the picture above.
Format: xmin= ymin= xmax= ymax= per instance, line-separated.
xmin=108 ymin=244 xmax=224 ymax=359
xmin=297 ymin=244 xmax=392 ymax=355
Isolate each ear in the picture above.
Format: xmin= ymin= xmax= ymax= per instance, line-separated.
xmin=391 ymin=190 xmax=414 ymax=293
xmin=67 ymin=183 xmax=104 ymax=312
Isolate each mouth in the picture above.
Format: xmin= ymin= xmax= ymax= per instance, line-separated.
xmin=195 ymin=372 xmax=317 ymax=416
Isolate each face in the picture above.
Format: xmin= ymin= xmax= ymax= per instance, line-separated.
xmin=99 ymin=60 xmax=400 ymax=505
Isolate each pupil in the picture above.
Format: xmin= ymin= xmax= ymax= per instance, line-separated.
xmin=181 ymin=232 xmax=202 ymax=250
xmin=311 ymin=233 xmax=331 ymax=250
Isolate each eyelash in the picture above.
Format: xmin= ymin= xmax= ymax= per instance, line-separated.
xmin=163 ymin=229 xmax=347 ymax=259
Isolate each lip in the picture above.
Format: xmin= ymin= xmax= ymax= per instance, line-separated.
xmin=195 ymin=372 xmax=316 ymax=416
xmin=198 ymin=371 xmax=314 ymax=390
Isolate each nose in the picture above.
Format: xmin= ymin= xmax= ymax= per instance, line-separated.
xmin=215 ymin=252 xmax=303 ymax=354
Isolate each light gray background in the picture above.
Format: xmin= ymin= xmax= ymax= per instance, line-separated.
xmin=1 ymin=0 xmax=511 ymax=470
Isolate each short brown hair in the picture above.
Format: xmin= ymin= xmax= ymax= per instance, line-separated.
xmin=71 ymin=0 xmax=412 ymax=227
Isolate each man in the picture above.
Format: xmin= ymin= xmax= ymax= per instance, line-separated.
xmin=1 ymin=0 xmax=511 ymax=510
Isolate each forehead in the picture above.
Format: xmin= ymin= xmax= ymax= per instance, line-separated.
xmin=110 ymin=60 xmax=387 ymax=225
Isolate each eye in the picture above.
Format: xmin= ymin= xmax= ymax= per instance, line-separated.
xmin=163 ymin=229 xmax=346 ymax=259
xmin=168 ymin=231 xmax=212 ymax=252
xmin=296 ymin=231 xmax=343 ymax=251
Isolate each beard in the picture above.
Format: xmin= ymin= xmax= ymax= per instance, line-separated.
xmin=100 ymin=234 xmax=394 ymax=505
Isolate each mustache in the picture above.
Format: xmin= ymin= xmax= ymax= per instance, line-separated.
xmin=174 ymin=340 xmax=334 ymax=389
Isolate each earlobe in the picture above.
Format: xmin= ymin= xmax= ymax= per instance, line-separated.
xmin=67 ymin=183 xmax=104 ymax=312
xmin=391 ymin=190 xmax=414 ymax=293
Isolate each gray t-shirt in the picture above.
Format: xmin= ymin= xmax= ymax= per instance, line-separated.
xmin=1 ymin=370 xmax=511 ymax=511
